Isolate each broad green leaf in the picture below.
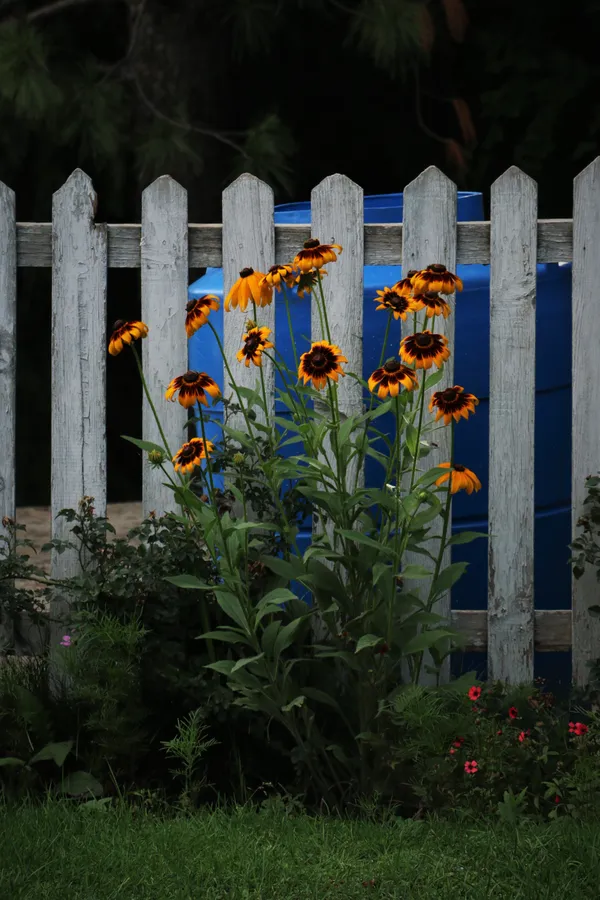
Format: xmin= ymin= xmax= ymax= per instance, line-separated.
xmin=254 ymin=604 xmax=286 ymax=626
xmin=305 ymin=559 xmax=348 ymax=603
xmin=196 ymin=629 xmax=250 ymax=645
xmin=59 ymin=771 xmax=104 ymax=797
xmin=121 ymin=436 xmax=167 ymax=455
xmin=355 ymin=633 xmax=384 ymax=654
xmin=405 ymin=424 xmax=419 ymax=458
xmin=424 ymin=368 xmax=445 ymax=390
xmin=231 ymin=652 xmax=265 ymax=674
xmin=402 ymin=629 xmax=456 ymax=655
xmin=214 ymin=590 xmax=251 ymax=634
xmin=336 ymin=529 xmax=394 ymax=556
xmin=164 ymin=574 xmax=212 ymax=590
xmin=205 ymin=660 xmax=236 ymax=675
xmin=313 ymin=649 xmax=361 ymax=671
xmin=414 ymin=467 xmax=451 ymax=489
xmin=431 ymin=561 xmax=469 ymax=598
xmin=401 ymin=564 xmax=433 ymax=579
xmin=30 ymin=740 xmax=73 ymax=767
xmin=302 ymin=687 xmax=344 ymax=712
xmin=447 ymin=531 xmax=488 ymax=546
xmin=261 ymin=555 xmax=304 ymax=580
xmin=338 ymin=416 xmax=359 ymax=447
xmin=274 ymin=617 xmax=310 ymax=660
xmin=372 ymin=562 xmax=391 ymax=587
xmin=261 ymin=620 xmax=282 ymax=656
xmin=0 ymin=757 xmax=25 ymax=767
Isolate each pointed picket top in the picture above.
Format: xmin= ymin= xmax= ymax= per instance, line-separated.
xmin=572 ymin=154 xmax=600 ymax=686
xmin=52 ymin=169 xmax=97 ymax=217
xmin=222 ymin=172 xmax=275 ymax=426
xmin=142 ymin=175 xmax=187 ymax=205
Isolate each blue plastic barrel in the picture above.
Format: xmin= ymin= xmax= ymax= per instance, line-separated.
xmin=188 ymin=193 xmax=573 ymax=688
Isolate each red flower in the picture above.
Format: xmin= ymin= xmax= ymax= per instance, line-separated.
xmin=497 ymin=730 xmax=503 ymax=736
xmin=468 ymin=686 xmax=481 ymax=701
xmin=555 ymin=795 xmax=560 ymax=804
xmin=449 ymin=748 xmax=456 ymax=755
xmin=464 ymin=760 xmax=478 ymax=774
xmin=568 ymin=721 xmax=589 ymax=736
xmin=377 ymin=642 xmax=390 ymax=656
xmin=518 ymin=730 xmax=531 ymax=743
xmin=453 ymin=737 xmax=464 ymax=748
xmin=508 ymin=706 xmax=518 ymax=719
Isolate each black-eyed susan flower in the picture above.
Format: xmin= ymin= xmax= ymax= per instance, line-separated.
xmin=290 ymin=268 xmax=327 ymax=297
xmin=411 ymin=291 xmax=452 ymax=319
xmin=412 ymin=264 xmax=463 ymax=295
xmin=435 ymin=463 xmax=481 ymax=495
xmin=236 ymin=326 xmax=274 ymax=367
xmin=298 ymin=341 xmax=347 ymax=390
xmin=225 ymin=267 xmax=272 ymax=312
xmin=260 ymin=264 xmax=296 ymax=292
xmin=368 ymin=359 xmax=419 ymax=398
xmin=172 ymin=437 xmax=214 ymax=475
xmin=185 ymin=295 xmax=220 ymax=338
xmin=165 ymin=371 xmax=221 ymax=408
xmin=374 ymin=287 xmax=417 ymax=321
xmin=429 ymin=386 xmax=478 ymax=425
xmin=400 ymin=330 xmax=450 ymax=370
xmin=293 ymin=238 xmax=342 ymax=273
xmin=392 ymin=270 xmax=419 ymax=296
xmin=108 ymin=320 xmax=149 ymax=356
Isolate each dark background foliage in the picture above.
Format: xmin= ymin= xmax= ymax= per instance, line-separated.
xmin=2 ymin=0 xmax=599 ymax=504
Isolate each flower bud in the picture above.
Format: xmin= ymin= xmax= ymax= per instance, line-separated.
xmin=148 ymin=449 xmax=166 ymax=466
xmin=232 ymin=451 xmax=245 ymax=466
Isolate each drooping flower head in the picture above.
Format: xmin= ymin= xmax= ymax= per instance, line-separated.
xmin=435 ymin=463 xmax=481 ymax=495
xmin=260 ymin=264 xmax=296 ymax=292
xmin=185 ymin=295 xmax=220 ymax=337
xmin=374 ymin=287 xmax=417 ymax=321
xmin=400 ymin=330 xmax=450 ymax=370
xmin=236 ymin=326 xmax=274 ymax=367
xmin=368 ymin=359 xmax=418 ymax=398
xmin=108 ymin=320 xmax=149 ymax=356
xmin=298 ymin=341 xmax=347 ymax=390
xmin=291 ymin=268 xmax=327 ymax=297
xmin=411 ymin=291 xmax=452 ymax=319
xmin=172 ymin=438 xmax=214 ymax=475
xmin=165 ymin=371 xmax=220 ymax=408
xmin=412 ymin=264 xmax=463 ymax=295
xmin=429 ymin=386 xmax=479 ymax=425
xmin=225 ymin=267 xmax=272 ymax=312
xmin=392 ymin=270 xmax=419 ymax=296
xmin=293 ymin=238 xmax=342 ymax=273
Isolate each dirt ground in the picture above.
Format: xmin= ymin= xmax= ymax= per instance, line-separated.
xmin=7 ymin=503 xmax=144 ymax=594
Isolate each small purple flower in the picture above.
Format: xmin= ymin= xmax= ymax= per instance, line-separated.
xmin=60 ymin=635 xmax=72 ymax=648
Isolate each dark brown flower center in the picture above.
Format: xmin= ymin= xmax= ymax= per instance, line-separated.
xmin=303 ymin=238 xmax=320 ymax=249
xmin=185 ymin=300 xmax=196 ymax=312
xmin=244 ymin=333 xmax=262 ymax=353
xmin=240 ymin=267 xmax=254 ymax=278
xmin=441 ymin=388 xmax=459 ymax=402
xmin=112 ymin=319 xmax=125 ymax=330
xmin=183 ymin=371 xmax=199 ymax=383
xmin=309 ymin=350 xmax=330 ymax=370
xmin=415 ymin=333 xmax=434 ymax=348
xmin=427 ymin=264 xmax=447 ymax=273
xmin=383 ymin=359 xmax=402 ymax=373
xmin=384 ymin=291 xmax=407 ymax=309
xmin=180 ymin=444 xmax=197 ymax=460
xmin=424 ymin=291 xmax=440 ymax=302
xmin=407 ymin=269 xmax=419 ymax=278
xmin=454 ymin=464 xmax=466 ymax=472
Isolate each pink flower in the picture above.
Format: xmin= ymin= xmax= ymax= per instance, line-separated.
xmin=60 ymin=635 xmax=72 ymax=647
xmin=568 ymin=721 xmax=588 ymax=737
xmin=468 ymin=686 xmax=481 ymax=701
xmin=464 ymin=760 xmax=478 ymax=774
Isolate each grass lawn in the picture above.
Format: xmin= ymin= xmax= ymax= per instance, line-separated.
xmin=1 ymin=801 xmax=600 ymax=899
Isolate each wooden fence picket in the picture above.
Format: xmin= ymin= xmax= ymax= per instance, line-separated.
xmin=222 ymin=174 xmax=275 ymax=427
xmin=401 ymin=166 xmax=458 ymax=686
xmin=572 ymin=157 xmax=600 ymax=686
xmin=488 ymin=167 xmax=537 ymax=685
xmin=141 ymin=176 xmax=189 ymax=520
xmin=0 ymin=182 xmax=16 ymax=537
xmin=50 ymin=170 xmax=107 ymax=659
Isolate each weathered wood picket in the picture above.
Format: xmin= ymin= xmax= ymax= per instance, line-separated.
xmin=1 ymin=161 xmax=600 ymax=687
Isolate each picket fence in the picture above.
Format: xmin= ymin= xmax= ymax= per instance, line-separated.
xmin=1 ymin=163 xmax=600 ymax=687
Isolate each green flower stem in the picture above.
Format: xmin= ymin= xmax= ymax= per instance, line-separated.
xmin=316 ymin=271 xmax=333 ymax=344
xmin=281 ymin=283 xmax=299 ymax=370
xmin=408 ymin=368 xmax=428 ymax=493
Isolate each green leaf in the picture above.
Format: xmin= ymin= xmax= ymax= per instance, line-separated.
xmin=205 ymin=660 xmax=236 ymax=676
xmin=231 ymin=652 xmax=265 ymax=674
xmin=405 ymin=424 xmax=419 ymax=458
xmin=30 ymin=740 xmax=73 ymax=767
xmin=196 ymin=629 xmax=250 ymax=645
xmin=59 ymin=771 xmax=104 ymax=798
xmin=447 ymin=531 xmax=488 ymax=546
xmin=336 ymin=529 xmax=394 ymax=556
xmin=431 ymin=561 xmax=469 ymax=598
xmin=355 ymin=633 xmax=385 ymax=654
xmin=261 ymin=620 xmax=282 ymax=656
xmin=302 ymin=687 xmax=344 ymax=713
xmin=163 ymin=574 xmax=211 ymax=590
xmin=214 ymin=590 xmax=250 ymax=634
xmin=401 ymin=564 xmax=433 ymax=579
xmin=121 ymin=436 xmax=167 ymax=455
xmin=313 ymin=649 xmax=361 ymax=671
xmin=402 ymin=629 xmax=456 ymax=655
xmin=261 ymin=555 xmax=304 ymax=580
xmin=372 ymin=562 xmax=391 ymax=587
xmin=424 ymin=369 xmax=445 ymax=390
xmin=0 ymin=757 xmax=26 ymax=768
xmin=281 ymin=696 xmax=306 ymax=713
xmin=274 ymin=616 xmax=310 ymax=660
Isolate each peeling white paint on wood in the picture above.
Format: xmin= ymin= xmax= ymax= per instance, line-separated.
xmin=222 ymin=175 xmax=275 ymax=428
xmin=488 ymin=167 xmax=537 ymax=685
xmin=141 ymin=176 xmax=189 ymax=520
xmin=401 ymin=167 xmax=457 ymax=687
xmin=0 ymin=182 xmax=16 ymax=538
xmin=572 ymin=157 xmax=600 ymax=686
xmin=50 ymin=170 xmax=107 ymax=661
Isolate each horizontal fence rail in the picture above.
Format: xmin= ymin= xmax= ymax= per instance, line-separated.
xmin=1 ymin=162 xmax=599 ymax=688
